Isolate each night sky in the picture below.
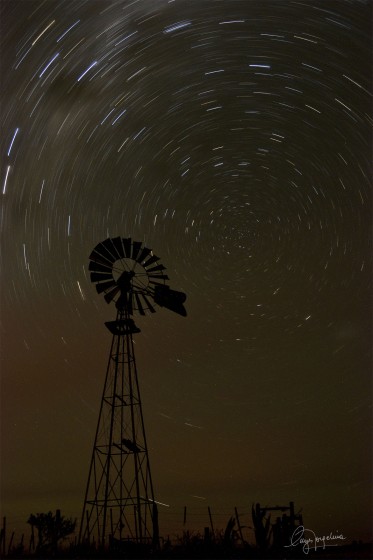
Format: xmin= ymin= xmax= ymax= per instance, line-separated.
xmin=1 ymin=0 xmax=372 ymax=546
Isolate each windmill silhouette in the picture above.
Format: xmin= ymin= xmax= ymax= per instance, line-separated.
xmin=79 ymin=237 xmax=186 ymax=550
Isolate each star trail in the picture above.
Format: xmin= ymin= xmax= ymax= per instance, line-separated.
xmin=1 ymin=0 xmax=372 ymax=547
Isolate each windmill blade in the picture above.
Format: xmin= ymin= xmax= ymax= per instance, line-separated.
xmin=89 ymin=261 xmax=112 ymax=273
xmin=93 ymin=241 xmax=116 ymax=263
xmin=104 ymin=285 xmax=120 ymax=304
xmin=89 ymin=249 xmax=113 ymax=267
xmin=101 ymin=238 xmax=120 ymax=261
xmin=122 ymin=237 xmax=132 ymax=258
xmin=135 ymin=293 xmax=146 ymax=316
xmin=143 ymin=254 xmax=159 ymax=268
xmin=137 ymin=246 xmax=151 ymax=264
xmin=96 ymin=279 xmax=117 ymax=294
xmin=131 ymin=241 xmax=143 ymax=262
xmin=90 ymin=272 xmax=113 ymax=283
xmin=142 ymin=293 xmax=156 ymax=313
xmin=106 ymin=237 xmax=124 ymax=260
xmin=146 ymin=264 xmax=166 ymax=273
xmin=111 ymin=236 xmax=126 ymax=259
xmin=148 ymin=274 xmax=169 ymax=281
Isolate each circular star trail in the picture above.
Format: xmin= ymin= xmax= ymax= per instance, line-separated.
xmin=1 ymin=0 xmax=371 ymax=545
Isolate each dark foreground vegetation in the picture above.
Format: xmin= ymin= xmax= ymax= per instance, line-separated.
xmin=1 ymin=507 xmax=371 ymax=559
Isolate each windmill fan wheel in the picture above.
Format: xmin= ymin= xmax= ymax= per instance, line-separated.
xmin=88 ymin=237 xmax=168 ymax=315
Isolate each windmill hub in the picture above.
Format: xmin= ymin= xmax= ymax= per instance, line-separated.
xmin=117 ymin=269 xmax=135 ymax=292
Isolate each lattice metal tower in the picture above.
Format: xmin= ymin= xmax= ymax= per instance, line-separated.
xmin=79 ymin=237 xmax=186 ymax=549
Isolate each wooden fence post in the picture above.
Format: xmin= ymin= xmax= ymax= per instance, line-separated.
xmin=235 ymin=507 xmax=245 ymax=544
xmin=7 ymin=531 xmax=15 ymax=555
xmin=1 ymin=516 xmax=6 ymax=557
xmin=208 ymin=506 xmax=214 ymax=537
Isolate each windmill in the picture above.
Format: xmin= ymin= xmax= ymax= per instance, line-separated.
xmin=79 ymin=237 xmax=186 ymax=550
